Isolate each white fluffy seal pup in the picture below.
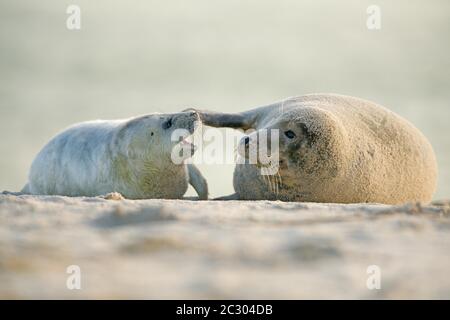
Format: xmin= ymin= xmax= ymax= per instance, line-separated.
xmin=190 ymin=94 xmax=437 ymax=204
xmin=22 ymin=111 xmax=208 ymax=200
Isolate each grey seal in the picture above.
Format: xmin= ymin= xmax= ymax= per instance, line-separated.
xmin=22 ymin=111 xmax=208 ymax=200
xmin=191 ymin=94 xmax=437 ymax=204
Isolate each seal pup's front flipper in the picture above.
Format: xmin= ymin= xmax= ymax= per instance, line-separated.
xmin=187 ymin=164 xmax=208 ymax=200
xmin=3 ymin=184 xmax=31 ymax=196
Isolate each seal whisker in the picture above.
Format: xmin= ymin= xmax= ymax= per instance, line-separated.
xmin=261 ymin=167 xmax=272 ymax=193
xmin=272 ymin=166 xmax=280 ymax=196
xmin=274 ymin=172 xmax=279 ymax=196
xmin=265 ymin=170 xmax=272 ymax=193
xmin=277 ymin=171 xmax=283 ymax=193
xmin=271 ymin=174 xmax=276 ymax=196
xmin=268 ymin=170 xmax=276 ymax=194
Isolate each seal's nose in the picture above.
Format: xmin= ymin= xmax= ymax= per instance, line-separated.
xmin=179 ymin=111 xmax=200 ymax=134
xmin=237 ymin=135 xmax=251 ymax=159
xmin=189 ymin=110 xmax=200 ymax=122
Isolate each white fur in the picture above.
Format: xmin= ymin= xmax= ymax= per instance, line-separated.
xmin=24 ymin=112 xmax=207 ymax=199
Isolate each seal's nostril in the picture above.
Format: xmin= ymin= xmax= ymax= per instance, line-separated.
xmin=162 ymin=118 xmax=173 ymax=130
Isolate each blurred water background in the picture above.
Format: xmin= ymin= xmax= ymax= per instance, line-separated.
xmin=0 ymin=0 xmax=449 ymax=199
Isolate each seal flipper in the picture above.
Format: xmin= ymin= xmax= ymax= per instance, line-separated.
xmin=187 ymin=164 xmax=208 ymax=200
xmin=2 ymin=191 xmax=26 ymax=196
xmin=2 ymin=185 xmax=28 ymax=196
xmin=184 ymin=108 xmax=253 ymax=130
xmin=213 ymin=193 xmax=240 ymax=200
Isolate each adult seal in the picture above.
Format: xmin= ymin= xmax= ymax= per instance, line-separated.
xmin=191 ymin=94 xmax=437 ymax=204
xmin=22 ymin=111 xmax=208 ymax=200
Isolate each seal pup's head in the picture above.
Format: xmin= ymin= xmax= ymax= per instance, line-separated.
xmin=111 ymin=111 xmax=201 ymax=198
xmin=237 ymin=107 xmax=349 ymax=200
xmin=117 ymin=111 xmax=200 ymax=164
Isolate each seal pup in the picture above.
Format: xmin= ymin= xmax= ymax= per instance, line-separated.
xmin=189 ymin=94 xmax=437 ymax=204
xmin=22 ymin=111 xmax=208 ymax=200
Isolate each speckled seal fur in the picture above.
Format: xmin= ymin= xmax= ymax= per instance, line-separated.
xmin=193 ymin=94 xmax=437 ymax=204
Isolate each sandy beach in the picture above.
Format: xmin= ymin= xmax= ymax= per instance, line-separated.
xmin=1 ymin=194 xmax=449 ymax=299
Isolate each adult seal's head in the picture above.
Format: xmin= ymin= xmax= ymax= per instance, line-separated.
xmin=236 ymin=106 xmax=350 ymax=200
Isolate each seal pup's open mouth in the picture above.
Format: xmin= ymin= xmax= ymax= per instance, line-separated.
xmin=178 ymin=133 xmax=197 ymax=154
xmin=171 ymin=126 xmax=199 ymax=162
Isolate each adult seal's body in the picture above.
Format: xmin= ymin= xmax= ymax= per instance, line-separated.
xmin=192 ymin=94 xmax=437 ymax=204
xmin=22 ymin=112 xmax=208 ymax=199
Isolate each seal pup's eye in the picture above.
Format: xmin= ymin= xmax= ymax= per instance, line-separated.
xmin=162 ymin=118 xmax=173 ymax=129
xmin=284 ymin=130 xmax=296 ymax=139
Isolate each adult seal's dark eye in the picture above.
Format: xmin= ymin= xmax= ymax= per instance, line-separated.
xmin=284 ymin=130 xmax=296 ymax=139
xmin=162 ymin=118 xmax=173 ymax=129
